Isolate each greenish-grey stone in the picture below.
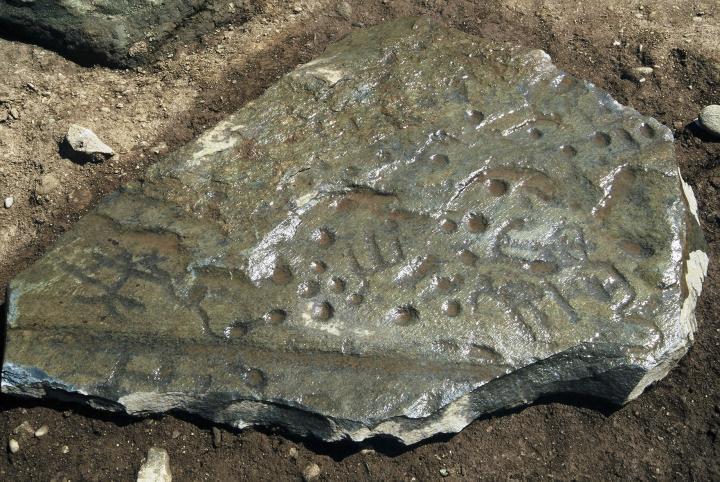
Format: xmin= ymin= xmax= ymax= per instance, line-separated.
xmin=0 ymin=0 xmax=254 ymax=66
xmin=2 ymin=18 xmax=709 ymax=444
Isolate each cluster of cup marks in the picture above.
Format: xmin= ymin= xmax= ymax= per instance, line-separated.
xmin=253 ymin=85 xmax=658 ymax=331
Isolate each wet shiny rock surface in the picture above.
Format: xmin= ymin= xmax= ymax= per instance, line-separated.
xmin=2 ymin=18 xmax=708 ymax=444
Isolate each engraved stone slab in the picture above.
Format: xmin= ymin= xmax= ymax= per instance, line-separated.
xmin=2 ymin=18 xmax=709 ymax=444
xmin=0 ymin=0 xmax=253 ymax=66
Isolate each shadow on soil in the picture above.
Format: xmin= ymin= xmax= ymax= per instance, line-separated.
xmin=0 ymin=389 xmax=623 ymax=460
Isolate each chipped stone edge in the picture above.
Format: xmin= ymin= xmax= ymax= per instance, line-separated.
xmin=624 ymin=174 xmax=709 ymax=401
xmin=0 ymin=345 xmax=664 ymax=445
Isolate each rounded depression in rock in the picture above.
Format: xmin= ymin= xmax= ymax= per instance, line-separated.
xmin=1 ymin=17 xmax=707 ymax=446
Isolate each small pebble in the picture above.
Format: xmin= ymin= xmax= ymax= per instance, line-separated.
xmin=439 ymin=468 xmax=450 ymax=477
xmin=8 ymin=439 xmax=19 ymax=454
xmin=623 ymin=66 xmax=653 ymax=83
xmin=34 ymin=425 xmax=49 ymax=438
xmin=288 ymin=447 xmax=298 ymax=458
xmin=13 ymin=421 xmax=34 ymax=436
xmin=4 ymin=196 xmax=13 ymax=208
xmin=37 ymin=173 xmax=60 ymax=196
xmin=61 ymin=445 xmax=70 ymax=454
xmin=211 ymin=426 xmax=222 ymax=448
xmin=302 ymin=462 xmax=321 ymax=481
xmin=699 ymin=105 xmax=720 ymax=138
xmin=633 ymin=66 xmax=654 ymax=75
xmin=171 ymin=430 xmax=180 ymax=439
xmin=293 ymin=5 xmax=303 ymax=13
xmin=336 ymin=1 xmax=352 ymax=20
xmin=137 ymin=447 xmax=172 ymax=482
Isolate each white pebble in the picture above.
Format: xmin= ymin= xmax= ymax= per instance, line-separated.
xmin=633 ymin=66 xmax=654 ymax=75
xmin=302 ymin=463 xmax=321 ymax=481
xmin=61 ymin=445 xmax=70 ymax=454
xmin=34 ymin=425 xmax=49 ymax=437
xmin=8 ymin=439 xmax=19 ymax=453
xmin=4 ymin=196 xmax=13 ymax=208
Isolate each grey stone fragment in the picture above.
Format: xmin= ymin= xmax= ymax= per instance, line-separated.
xmin=0 ymin=0 xmax=255 ymax=67
xmin=699 ymin=105 xmax=720 ymax=138
xmin=1 ymin=18 xmax=709 ymax=445
xmin=211 ymin=426 xmax=222 ymax=448
xmin=137 ymin=447 xmax=172 ymax=482
xmin=64 ymin=124 xmax=114 ymax=163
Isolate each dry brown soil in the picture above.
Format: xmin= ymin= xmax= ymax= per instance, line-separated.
xmin=0 ymin=0 xmax=719 ymax=480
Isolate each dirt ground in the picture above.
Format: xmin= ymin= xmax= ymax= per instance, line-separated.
xmin=0 ymin=0 xmax=719 ymax=480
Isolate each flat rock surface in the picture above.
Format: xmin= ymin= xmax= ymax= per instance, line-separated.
xmin=0 ymin=0 xmax=254 ymax=66
xmin=2 ymin=18 xmax=708 ymax=444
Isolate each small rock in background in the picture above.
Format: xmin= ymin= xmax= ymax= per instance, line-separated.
xmin=0 ymin=84 xmax=12 ymax=103
xmin=34 ymin=425 xmax=49 ymax=438
xmin=302 ymin=463 xmax=321 ymax=481
xmin=623 ymin=66 xmax=654 ymax=83
xmin=0 ymin=87 xmax=14 ymax=123
xmin=336 ymin=1 xmax=352 ymax=20
xmin=633 ymin=66 xmax=654 ymax=76
xmin=36 ymin=173 xmax=61 ymax=196
xmin=137 ymin=447 xmax=172 ymax=482
xmin=699 ymin=105 xmax=720 ymax=138
xmin=4 ymin=196 xmax=14 ymax=208
xmin=8 ymin=439 xmax=19 ymax=454
xmin=13 ymin=421 xmax=35 ymax=438
xmin=61 ymin=445 xmax=70 ymax=454
xmin=63 ymin=124 xmax=114 ymax=163
xmin=211 ymin=426 xmax=222 ymax=448
xmin=67 ymin=187 xmax=93 ymax=210
xmin=288 ymin=447 xmax=298 ymax=459
xmin=152 ymin=142 xmax=168 ymax=155
xmin=439 ymin=468 xmax=450 ymax=477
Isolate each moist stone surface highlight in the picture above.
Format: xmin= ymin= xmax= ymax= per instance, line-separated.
xmin=1 ymin=18 xmax=708 ymax=444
